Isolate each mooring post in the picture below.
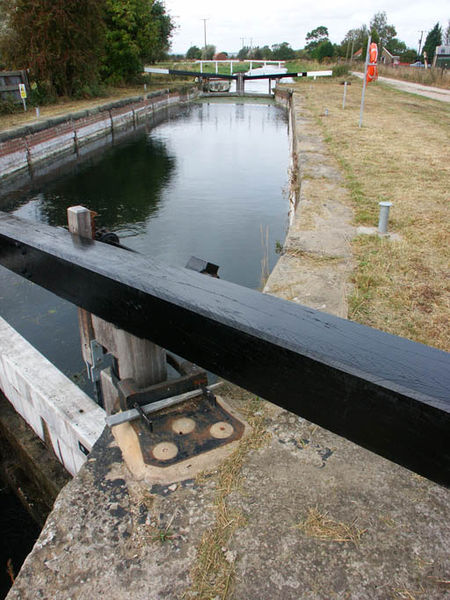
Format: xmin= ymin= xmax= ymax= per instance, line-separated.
xmin=378 ymin=201 xmax=392 ymax=234
xmin=67 ymin=206 xmax=167 ymax=413
xmin=342 ymin=81 xmax=348 ymax=109
xmin=67 ymin=206 xmax=97 ymax=369
xmin=237 ymin=72 xmax=244 ymax=95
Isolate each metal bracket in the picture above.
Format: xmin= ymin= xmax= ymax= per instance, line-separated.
xmin=117 ymin=355 xmax=207 ymax=411
xmin=105 ymin=383 xmax=223 ymax=428
xmin=87 ymin=339 xmax=115 ymax=383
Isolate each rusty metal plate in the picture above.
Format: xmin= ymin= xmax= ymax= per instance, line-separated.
xmin=130 ymin=394 xmax=244 ymax=467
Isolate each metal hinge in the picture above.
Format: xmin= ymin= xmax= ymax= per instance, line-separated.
xmin=87 ymin=340 xmax=115 ymax=382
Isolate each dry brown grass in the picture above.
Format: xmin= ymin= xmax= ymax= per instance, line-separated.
xmin=0 ymin=79 xmax=190 ymax=132
xmin=184 ymin=388 xmax=270 ymax=600
xmin=294 ymin=78 xmax=450 ymax=350
xmin=377 ymin=65 xmax=450 ymax=90
xmin=296 ymin=507 xmax=366 ymax=546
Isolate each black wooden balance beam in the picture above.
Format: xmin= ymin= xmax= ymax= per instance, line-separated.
xmin=144 ymin=67 xmax=332 ymax=81
xmin=0 ymin=212 xmax=448 ymax=485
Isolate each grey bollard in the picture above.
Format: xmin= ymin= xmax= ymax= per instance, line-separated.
xmin=378 ymin=201 xmax=392 ymax=234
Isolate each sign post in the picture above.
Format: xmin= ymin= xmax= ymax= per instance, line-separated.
xmin=18 ymin=83 xmax=27 ymax=112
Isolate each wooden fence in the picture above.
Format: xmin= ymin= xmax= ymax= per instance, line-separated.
xmin=0 ymin=70 xmax=30 ymax=102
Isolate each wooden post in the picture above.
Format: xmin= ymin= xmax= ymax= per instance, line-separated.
xmin=67 ymin=206 xmax=167 ymax=413
xmin=67 ymin=206 xmax=96 ymax=366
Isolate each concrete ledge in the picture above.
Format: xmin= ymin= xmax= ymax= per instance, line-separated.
xmin=6 ymin=384 xmax=449 ymax=600
xmin=265 ymin=92 xmax=355 ymax=318
xmin=0 ymin=317 xmax=104 ymax=475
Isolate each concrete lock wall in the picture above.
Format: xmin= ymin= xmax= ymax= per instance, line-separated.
xmin=0 ymin=87 xmax=293 ymax=478
xmin=0 ymin=86 xmax=289 ymax=480
xmin=0 ymin=88 xmax=198 ymax=180
xmin=0 ymin=317 xmax=104 ymax=476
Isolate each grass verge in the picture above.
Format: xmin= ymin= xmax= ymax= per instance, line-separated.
xmin=292 ymin=77 xmax=449 ymax=351
xmin=0 ymin=79 xmax=192 ymax=132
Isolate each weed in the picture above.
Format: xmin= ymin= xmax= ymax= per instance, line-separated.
xmin=295 ymin=507 xmax=366 ymax=547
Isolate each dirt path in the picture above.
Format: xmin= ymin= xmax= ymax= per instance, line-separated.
xmin=353 ymin=71 xmax=450 ymax=102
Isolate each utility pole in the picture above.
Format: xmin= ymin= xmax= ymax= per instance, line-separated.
xmin=418 ymin=30 xmax=425 ymax=56
xmin=201 ymin=18 xmax=208 ymax=50
xmin=240 ymin=37 xmax=245 ymax=49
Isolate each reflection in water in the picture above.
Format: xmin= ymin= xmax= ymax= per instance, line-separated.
xmin=8 ymin=136 xmax=176 ymax=231
xmin=40 ymin=137 xmax=175 ymax=230
xmin=0 ymin=100 xmax=289 ymax=393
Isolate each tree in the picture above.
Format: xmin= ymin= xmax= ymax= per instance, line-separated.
xmin=103 ymin=0 xmax=174 ymax=82
xmin=423 ymin=23 xmax=442 ymax=62
xmin=445 ymin=21 xmax=450 ymax=45
xmin=260 ymin=45 xmax=273 ymax=59
xmin=186 ymin=46 xmax=201 ymax=59
xmin=0 ymin=0 xmax=106 ymax=96
xmin=370 ymin=12 xmax=397 ymax=50
xmin=237 ymin=46 xmax=250 ymax=60
xmin=315 ymin=40 xmax=334 ymax=62
xmin=385 ymin=38 xmax=407 ymax=55
xmin=271 ymin=42 xmax=295 ymax=60
xmin=202 ymin=44 xmax=215 ymax=60
xmin=399 ymin=49 xmax=417 ymax=63
xmin=145 ymin=0 xmax=175 ymax=63
xmin=305 ymin=26 xmax=329 ymax=53
xmin=341 ymin=26 xmax=368 ymax=60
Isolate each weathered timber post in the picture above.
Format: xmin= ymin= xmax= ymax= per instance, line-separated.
xmin=67 ymin=206 xmax=167 ymax=413
xmin=237 ymin=73 xmax=244 ymax=95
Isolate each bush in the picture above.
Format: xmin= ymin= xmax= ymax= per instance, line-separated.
xmin=0 ymin=98 xmax=20 ymax=115
xmin=28 ymin=83 xmax=57 ymax=106
xmin=332 ymin=64 xmax=350 ymax=77
xmin=72 ymin=82 xmax=108 ymax=100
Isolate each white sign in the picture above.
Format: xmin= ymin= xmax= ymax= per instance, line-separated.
xmin=19 ymin=83 xmax=27 ymax=99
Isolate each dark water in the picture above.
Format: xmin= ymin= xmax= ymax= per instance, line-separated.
xmin=0 ymin=484 xmax=40 ymax=598
xmin=0 ymin=100 xmax=290 ymax=390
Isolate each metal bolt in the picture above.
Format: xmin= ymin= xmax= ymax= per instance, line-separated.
xmin=210 ymin=422 xmax=234 ymax=439
xmin=378 ymin=201 xmax=392 ymax=234
xmin=152 ymin=442 xmax=178 ymax=461
xmin=172 ymin=417 xmax=195 ymax=434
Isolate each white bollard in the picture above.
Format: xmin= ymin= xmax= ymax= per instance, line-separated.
xmin=378 ymin=201 xmax=392 ymax=234
xmin=342 ymin=81 xmax=348 ymax=109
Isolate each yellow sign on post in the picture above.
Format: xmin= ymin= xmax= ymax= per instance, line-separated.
xmin=18 ymin=83 xmax=27 ymax=111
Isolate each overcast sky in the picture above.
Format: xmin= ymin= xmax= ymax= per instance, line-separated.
xmin=165 ymin=0 xmax=448 ymax=55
